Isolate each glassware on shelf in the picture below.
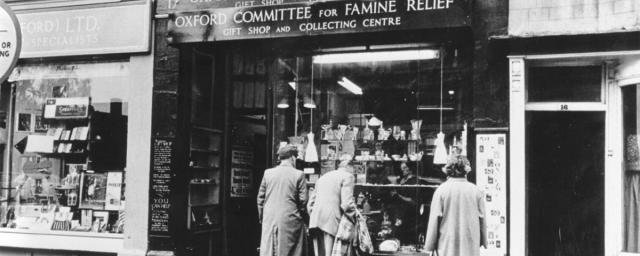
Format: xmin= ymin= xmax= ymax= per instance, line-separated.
xmin=321 ymin=121 xmax=332 ymax=140
xmin=393 ymin=126 xmax=402 ymax=140
xmin=410 ymin=119 xmax=422 ymax=141
xmin=363 ymin=123 xmax=374 ymax=141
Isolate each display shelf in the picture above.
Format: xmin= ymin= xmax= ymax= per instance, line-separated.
xmin=192 ymin=126 xmax=222 ymax=133
xmin=190 ymin=166 xmax=219 ymax=171
xmin=371 ymin=251 xmax=429 ymax=256
xmin=355 ymin=184 xmax=439 ymax=189
xmin=190 ymin=147 xmax=220 ymax=153
xmin=351 ymin=160 xmax=423 ymax=163
xmin=189 ymin=181 xmax=217 ymax=185
xmin=191 ymin=227 xmax=222 ymax=234
xmin=0 ymin=228 xmax=123 ymax=253
xmin=189 ymin=203 xmax=218 ymax=207
xmin=321 ymin=139 xmax=422 ymax=143
xmin=38 ymin=152 xmax=87 ymax=156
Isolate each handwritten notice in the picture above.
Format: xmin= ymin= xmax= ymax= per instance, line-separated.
xmin=150 ymin=138 xmax=173 ymax=234
xmin=476 ymin=133 xmax=507 ymax=256
xmin=230 ymin=168 xmax=253 ymax=197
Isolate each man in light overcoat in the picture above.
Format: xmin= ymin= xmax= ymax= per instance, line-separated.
xmin=307 ymin=156 xmax=356 ymax=256
xmin=257 ymin=145 xmax=308 ymax=256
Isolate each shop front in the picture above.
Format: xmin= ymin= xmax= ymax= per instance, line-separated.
xmin=0 ymin=1 xmax=152 ymax=255
xmin=153 ymin=0 xmax=508 ymax=255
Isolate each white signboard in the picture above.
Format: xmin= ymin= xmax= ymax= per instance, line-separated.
xmin=476 ymin=133 xmax=507 ymax=256
xmin=0 ymin=1 xmax=21 ymax=83
xmin=15 ymin=3 xmax=150 ymax=58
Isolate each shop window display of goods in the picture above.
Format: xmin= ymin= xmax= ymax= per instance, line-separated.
xmin=268 ymin=46 xmax=471 ymax=253
xmin=0 ymin=61 xmax=129 ymax=236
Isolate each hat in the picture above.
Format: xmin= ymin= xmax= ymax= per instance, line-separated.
xmin=277 ymin=145 xmax=299 ymax=160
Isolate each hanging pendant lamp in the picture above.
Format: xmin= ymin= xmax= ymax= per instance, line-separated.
xmin=277 ymin=98 xmax=290 ymax=109
xmin=305 ymin=62 xmax=319 ymax=162
xmin=433 ymin=48 xmax=448 ymax=165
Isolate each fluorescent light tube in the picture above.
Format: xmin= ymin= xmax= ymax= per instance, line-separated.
xmin=338 ymin=77 xmax=363 ymax=95
xmin=313 ymin=49 xmax=439 ymax=64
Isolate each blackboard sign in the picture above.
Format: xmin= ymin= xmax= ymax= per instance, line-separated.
xmin=168 ymin=0 xmax=470 ymax=43
xmin=150 ymin=138 xmax=173 ymax=234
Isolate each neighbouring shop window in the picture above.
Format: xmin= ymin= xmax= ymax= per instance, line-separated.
xmin=268 ymin=46 xmax=471 ymax=252
xmin=0 ymin=60 xmax=128 ymax=235
xmin=528 ymin=66 xmax=602 ymax=102
xmin=623 ymin=84 xmax=640 ymax=252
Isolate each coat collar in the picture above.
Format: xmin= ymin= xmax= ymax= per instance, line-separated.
xmin=447 ymin=177 xmax=468 ymax=182
xmin=279 ymin=161 xmax=295 ymax=168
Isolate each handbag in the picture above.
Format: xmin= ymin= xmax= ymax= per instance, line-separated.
xmin=355 ymin=211 xmax=374 ymax=254
xmin=335 ymin=214 xmax=356 ymax=241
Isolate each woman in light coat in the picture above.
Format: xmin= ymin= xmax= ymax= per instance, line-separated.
xmin=425 ymin=155 xmax=487 ymax=256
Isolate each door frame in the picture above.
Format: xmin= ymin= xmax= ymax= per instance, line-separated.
xmin=508 ymin=52 xmax=629 ymax=256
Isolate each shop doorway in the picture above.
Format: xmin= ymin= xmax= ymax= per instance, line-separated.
xmin=525 ymin=111 xmax=604 ymax=256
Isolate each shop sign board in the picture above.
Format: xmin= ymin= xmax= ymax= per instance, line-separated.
xmin=158 ymin=0 xmax=313 ymax=13
xmin=0 ymin=1 xmax=21 ymax=84
xmin=168 ymin=0 xmax=470 ymax=43
xmin=15 ymin=3 xmax=150 ymax=58
xmin=476 ymin=133 xmax=507 ymax=256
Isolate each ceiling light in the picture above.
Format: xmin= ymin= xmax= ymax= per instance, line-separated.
xmin=313 ymin=49 xmax=439 ymax=64
xmin=338 ymin=77 xmax=363 ymax=95
xmin=448 ymin=90 xmax=455 ymax=95
xmin=277 ymin=98 xmax=289 ymax=109
xmin=303 ymin=96 xmax=316 ymax=109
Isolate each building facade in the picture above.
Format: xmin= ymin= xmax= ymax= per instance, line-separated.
xmin=0 ymin=1 xmax=153 ymax=255
xmin=505 ymin=1 xmax=640 ymax=256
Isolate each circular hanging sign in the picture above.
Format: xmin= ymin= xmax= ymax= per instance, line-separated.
xmin=0 ymin=0 xmax=20 ymax=84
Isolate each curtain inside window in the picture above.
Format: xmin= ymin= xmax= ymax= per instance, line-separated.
xmin=625 ymin=172 xmax=640 ymax=252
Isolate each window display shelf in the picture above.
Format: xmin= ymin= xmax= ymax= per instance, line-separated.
xmin=190 ymin=148 xmax=219 ymax=153
xmin=321 ymin=139 xmax=422 ymax=143
xmin=189 ymin=181 xmax=217 ymax=185
xmin=351 ymin=160 xmax=423 ymax=163
xmin=191 ymin=227 xmax=222 ymax=234
xmin=371 ymin=251 xmax=429 ymax=256
xmin=38 ymin=152 xmax=87 ymax=156
xmin=190 ymin=166 xmax=219 ymax=171
xmin=355 ymin=184 xmax=439 ymax=189
xmin=0 ymin=228 xmax=123 ymax=253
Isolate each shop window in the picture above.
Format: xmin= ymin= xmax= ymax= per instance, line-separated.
xmin=528 ymin=66 xmax=602 ymax=102
xmin=0 ymin=60 xmax=128 ymax=235
xmin=268 ymin=46 xmax=470 ymax=252
xmin=623 ymin=84 xmax=640 ymax=253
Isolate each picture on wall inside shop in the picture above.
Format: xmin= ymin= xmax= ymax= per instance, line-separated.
xmin=34 ymin=115 xmax=48 ymax=133
xmin=17 ymin=113 xmax=31 ymax=132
